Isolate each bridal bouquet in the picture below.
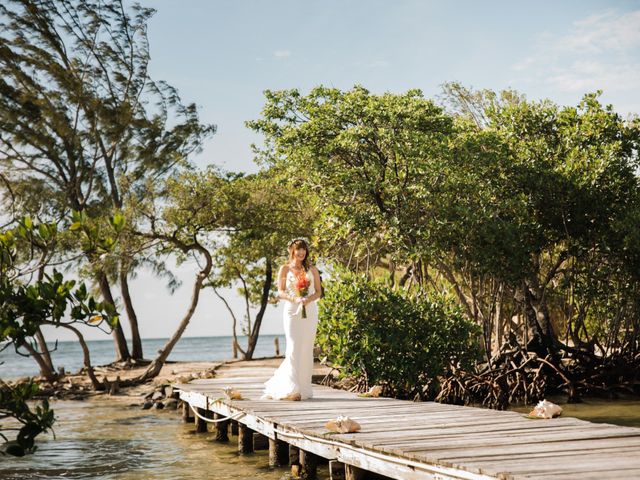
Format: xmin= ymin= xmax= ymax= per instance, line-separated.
xmin=294 ymin=271 xmax=310 ymax=318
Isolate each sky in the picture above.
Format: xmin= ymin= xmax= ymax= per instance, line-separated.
xmin=47 ymin=0 xmax=640 ymax=344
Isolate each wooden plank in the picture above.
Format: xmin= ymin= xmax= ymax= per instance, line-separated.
xmin=531 ymin=468 xmax=640 ymax=479
xmin=384 ymin=427 xmax=640 ymax=452
xmin=444 ymin=444 xmax=640 ymax=463
xmin=465 ymin=453 xmax=640 ymax=476
xmin=300 ymin=423 xmax=627 ymax=449
xmin=337 ymin=444 xmax=499 ymax=480
xmin=175 ymin=363 xmax=640 ymax=480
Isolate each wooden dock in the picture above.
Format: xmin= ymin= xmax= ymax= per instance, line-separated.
xmin=176 ymin=359 xmax=640 ymax=479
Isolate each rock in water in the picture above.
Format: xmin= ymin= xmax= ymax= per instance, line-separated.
xmin=141 ymin=401 xmax=153 ymax=410
xmin=163 ymin=385 xmax=175 ymax=398
xmin=151 ymin=390 xmax=164 ymax=401
xmin=528 ymin=399 xmax=563 ymax=419
xmin=164 ymin=398 xmax=179 ymax=410
xmin=3 ymin=441 xmax=25 ymax=457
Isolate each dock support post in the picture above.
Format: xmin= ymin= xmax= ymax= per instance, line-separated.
xmin=345 ymin=464 xmax=366 ymax=480
xmin=205 ymin=410 xmax=214 ymax=431
xmin=195 ymin=407 xmax=207 ymax=433
xmin=238 ymin=424 xmax=254 ymax=454
xmin=289 ymin=445 xmax=301 ymax=477
xmin=269 ymin=438 xmax=289 ymax=467
xmin=253 ymin=432 xmax=269 ymax=450
xmin=300 ymin=450 xmax=319 ymax=479
xmin=214 ymin=412 xmax=229 ymax=441
xmin=230 ymin=419 xmax=239 ymax=436
xmin=181 ymin=401 xmax=194 ymax=423
xmin=329 ymin=460 xmax=346 ymax=480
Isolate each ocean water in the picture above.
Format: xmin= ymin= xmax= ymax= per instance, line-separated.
xmin=0 ymin=335 xmax=285 ymax=380
xmin=2 ymin=337 xmax=640 ymax=479
xmin=0 ymin=396 xmax=323 ymax=480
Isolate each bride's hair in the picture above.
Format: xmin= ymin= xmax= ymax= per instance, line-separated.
xmin=288 ymin=238 xmax=310 ymax=271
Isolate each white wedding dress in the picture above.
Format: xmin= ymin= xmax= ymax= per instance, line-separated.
xmin=263 ymin=268 xmax=319 ymax=400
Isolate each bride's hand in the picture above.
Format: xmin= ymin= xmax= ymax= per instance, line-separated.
xmin=301 ymin=297 xmax=310 ymax=305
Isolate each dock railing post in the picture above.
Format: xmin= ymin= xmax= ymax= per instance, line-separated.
xmin=274 ymin=337 xmax=280 ymax=356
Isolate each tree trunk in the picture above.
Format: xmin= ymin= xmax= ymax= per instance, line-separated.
xmin=21 ymin=341 xmax=57 ymax=382
xmin=34 ymin=328 xmax=55 ymax=373
xmin=46 ymin=322 xmax=103 ymax=390
xmin=119 ymin=266 xmax=143 ymax=360
xmin=34 ymin=264 xmax=55 ymax=373
xmin=97 ymin=270 xmax=130 ymax=361
xmin=130 ymin=245 xmax=212 ymax=383
xmin=436 ymin=260 xmax=475 ymax=319
xmin=245 ymin=259 xmax=273 ymax=360
xmin=522 ymin=278 xmax=557 ymax=355
xmin=213 ymin=287 xmax=247 ymax=358
xmin=493 ymin=285 xmax=504 ymax=356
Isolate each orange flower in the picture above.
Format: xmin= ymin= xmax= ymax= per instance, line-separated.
xmin=294 ymin=270 xmax=310 ymax=318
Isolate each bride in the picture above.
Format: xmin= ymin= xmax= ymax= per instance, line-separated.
xmin=262 ymin=238 xmax=322 ymax=401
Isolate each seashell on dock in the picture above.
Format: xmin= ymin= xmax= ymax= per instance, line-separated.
xmin=223 ymin=387 xmax=244 ymax=400
xmin=527 ymin=399 xmax=563 ymax=419
xmin=358 ymin=385 xmax=383 ymax=398
xmin=325 ymin=415 xmax=361 ymax=433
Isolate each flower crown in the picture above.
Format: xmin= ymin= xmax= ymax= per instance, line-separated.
xmin=288 ymin=237 xmax=309 ymax=248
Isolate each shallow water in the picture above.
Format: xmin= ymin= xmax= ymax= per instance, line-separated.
xmin=510 ymin=396 xmax=640 ymax=428
xmin=0 ymin=397 xmax=329 ymax=480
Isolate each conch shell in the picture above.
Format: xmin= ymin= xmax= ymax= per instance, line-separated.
xmin=358 ymin=385 xmax=383 ymax=398
xmin=223 ymin=387 xmax=244 ymax=400
xmin=325 ymin=415 xmax=361 ymax=433
xmin=528 ymin=399 xmax=562 ymax=419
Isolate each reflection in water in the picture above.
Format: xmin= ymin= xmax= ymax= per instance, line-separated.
xmin=0 ymin=398 xmax=324 ymax=480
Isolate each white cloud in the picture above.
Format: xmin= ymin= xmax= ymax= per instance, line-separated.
xmin=546 ymin=61 xmax=640 ymax=93
xmin=273 ymin=50 xmax=291 ymax=59
xmin=512 ymin=9 xmax=640 ymax=96
xmin=563 ymin=10 xmax=640 ymax=54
